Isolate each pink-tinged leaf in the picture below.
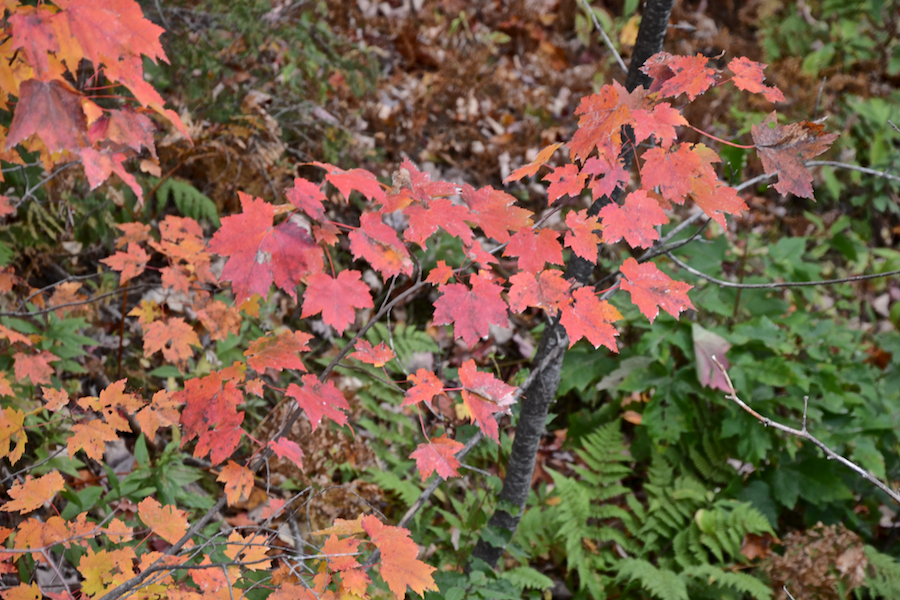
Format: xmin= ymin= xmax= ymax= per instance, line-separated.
xmin=9 ymin=7 xmax=59 ymax=80
xmin=692 ymin=323 xmax=732 ymax=392
xmin=543 ymin=164 xmax=587 ymax=205
xmin=569 ymin=85 xmax=631 ymax=163
xmin=244 ymin=330 xmax=312 ymax=372
xmin=504 ymin=143 xmax=563 ymax=183
xmin=564 ymin=210 xmax=602 ymax=263
xmin=504 ymin=227 xmax=564 ymax=273
xmin=460 ymin=184 xmax=533 ymax=243
xmin=310 ymin=161 xmax=386 ymax=204
xmin=348 ymin=213 xmax=413 ymax=278
xmin=287 ymin=375 xmax=350 ymax=431
xmin=619 ymin=258 xmax=694 ymax=322
xmin=507 ymin=270 xmax=571 ymax=315
xmin=79 ymin=148 xmax=144 ymax=204
xmin=459 ymin=360 xmax=516 ymax=442
xmin=403 ymin=369 xmax=444 ymax=407
xmin=403 ymin=197 xmax=474 ymax=246
xmin=425 ymin=260 xmax=454 ymax=286
xmin=631 ymin=103 xmax=687 ymax=149
xmin=582 ymin=152 xmax=630 ymax=201
xmin=382 ymin=158 xmax=458 ymax=212
xmin=350 ymin=340 xmax=395 ymax=367
xmin=100 ymin=243 xmax=149 ymax=284
xmin=433 ymin=272 xmax=509 ymax=348
xmin=6 ymin=79 xmax=87 ymax=154
xmin=410 ymin=436 xmax=465 ymax=480
xmin=463 ymin=239 xmax=500 ymax=268
xmin=0 ymin=324 xmax=33 ymax=346
xmin=268 ymin=437 xmax=305 ymax=470
xmin=727 ymin=57 xmax=785 ymax=103
xmin=690 ymin=173 xmax=748 ymax=228
xmin=640 ymin=145 xmax=701 ymax=205
xmin=13 ymin=351 xmax=58 ymax=385
xmin=285 ymin=177 xmax=327 ymax=220
xmin=598 ymin=190 xmax=668 ymax=249
xmin=641 ymin=52 xmax=718 ymax=101
xmin=559 ymin=287 xmax=621 ymax=351
xmin=301 ymin=270 xmax=374 ymax=335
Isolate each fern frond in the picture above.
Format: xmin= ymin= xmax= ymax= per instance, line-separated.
xmin=154 ymin=177 xmax=220 ymax=226
xmin=499 ymin=566 xmax=554 ymax=592
xmin=616 ymin=558 xmax=689 ymax=600
xmin=682 ymin=564 xmax=772 ymax=600
xmin=863 ymin=545 xmax=900 ymax=598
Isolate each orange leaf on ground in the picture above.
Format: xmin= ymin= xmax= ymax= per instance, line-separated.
xmin=68 ymin=419 xmax=118 ymax=461
xmin=134 ymin=390 xmax=179 ymax=442
xmin=322 ymin=535 xmax=361 ymax=571
xmin=1 ymin=471 xmax=64 ymax=514
xmin=100 ymin=242 xmax=149 ymax=284
xmin=0 ymin=407 xmax=26 ymax=465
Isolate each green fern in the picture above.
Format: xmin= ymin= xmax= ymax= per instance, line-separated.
xmin=862 ymin=545 xmax=900 ymax=598
xmin=154 ymin=177 xmax=220 ymax=227
xmin=616 ymin=558 xmax=689 ymax=600
xmin=498 ymin=566 xmax=554 ymax=592
xmin=682 ymin=564 xmax=772 ymax=600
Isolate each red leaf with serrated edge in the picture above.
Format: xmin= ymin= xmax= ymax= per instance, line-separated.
xmin=564 ymin=210 xmax=602 ymax=263
xmin=7 ymin=79 xmax=86 ymax=153
xmin=569 ymin=85 xmax=631 ymax=162
xmin=350 ymin=340 xmax=395 ymax=367
xmin=459 ymin=360 xmax=516 ymax=442
xmin=1 ymin=472 xmax=64 ymax=514
xmin=360 ymin=515 xmax=437 ymax=600
xmin=13 ymin=351 xmax=57 ymax=385
xmin=348 ymin=213 xmax=413 ymax=279
xmin=507 ymin=270 xmax=571 ymax=315
xmin=631 ymin=103 xmax=686 ymax=149
xmin=402 ymin=369 xmax=444 ymax=406
xmin=268 ymin=437 xmax=305 ymax=470
xmin=727 ymin=57 xmax=785 ymax=103
xmin=504 ymin=227 xmax=564 ymax=273
xmin=100 ymin=243 xmax=148 ymax=284
xmin=410 ymin=436 xmax=465 ymax=481
xmin=403 ymin=198 xmax=473 ymax=246
xmin=599 ymin=189 xmax=668 ymax=249
xmin=88 ymin=108 xmax=157 ymax=158
xmin=310 ymin=161 xmax=386 ymax=203
xmin=245 ymin=330 xmax=312 ymax=372
xmin=620 ymin=258 xmax=694 ymax=323
xmin=433 ymin=272 xmax=509 ymax=348
xmin=504 ymin=143 xmax=563 ymax=183
xmin=425 ymin=260 xmax=454 ymax=286
xmin=143 ymin=318 xmax=200 ymax=366
xmin=0 ymin=325 xmax=32 ymax=346
xmin=322 ymin=535 xmax=361 ymax=571
xmin=383 ymin=158 xmax=458 ymax=212
xmin=641 ymin=52 xmax=717 ymax=101
xmin=751 ymin=112 xmax=838 ymax=199
xmin=559 ymin=287 xmax=621 ymax=351
xmin=543 ymin=164 xmax=587 ymax=205
xmin=690 ymin=170 xmax=748 ymax=228
xmin=217 ymin=461 xmax=253 ymax=506
xmin=641 ymin=145 xmax=701 ymax=205
xmin=9 ymin=7 xmax=59 ymax=80
xmin=195 ymin=411 xmax=244 ymax=465
xmin=582 ymin=152 xmax=630 ymax=200
xmin=463 ymin=239 xmax=500 ymax=268
xmin=302 ymin=270 xmax=374 ymax=335
xmin=460 ymin=184 xmax=533 ymax=243
xmin=53 ymin=0 xmax=167 ymax=69
xmin=100 ymin=56 xmax=189 ymax=139
xmin=285 ymin=177 xmax=327 ymax=220
xmin=177 ymin=372 xmax=245 ymax=464
xmin=287 ymin=374 xmax=350 ymax=431
xmin=208 ymin=193 xmax=322 ymax=302
xmin=80 ymin=147 xmax=144 ymax=203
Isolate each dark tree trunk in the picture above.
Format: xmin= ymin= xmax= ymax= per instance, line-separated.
xmin=469 ymin=0 xmax=677 ymax=569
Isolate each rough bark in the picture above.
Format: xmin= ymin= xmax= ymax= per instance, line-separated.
xmin=469 ymin=0 xmax=676 ymax=568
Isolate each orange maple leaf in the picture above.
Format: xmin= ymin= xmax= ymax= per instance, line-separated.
xmin=361 ymin=515 xmax=437 ymax=599
xmin=142 ymin=317 xmax=200 ymax=366
xmin=217 ymin=461 xmax=253 ymax=506
xmin=68 ymin=418 xmax=118 ymax=461
xmin=137 ymin=497 xmax=188 ymax=545
xmin=1 ymin=471 xmax=64 ymax=514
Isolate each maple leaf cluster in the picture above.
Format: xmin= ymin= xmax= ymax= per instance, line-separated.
xmin=1 ymin=0 xmax=188 ymax=210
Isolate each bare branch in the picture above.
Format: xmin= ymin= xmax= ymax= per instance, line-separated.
xmin=577 ymin=0 xmax=628 ymax=74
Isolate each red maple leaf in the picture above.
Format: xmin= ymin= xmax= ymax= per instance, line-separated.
xmin=208 ymin=192 xmax=322 ymax=302
xmin=751 ymin=112 xmax=839 ymax=199
xmin=599 ymin=189 xmax=668 ymax=249
xmin=302 ymin=270 xmax=374 ymax=335
xmin=244 ymin=330 xmax=312 ymax=372
xmin=620 ymin=258 xmax=694 ymax=323
xmin=177 ymin=372 xmax=244 ymax=464
xmin=410 ymin=436 xmax=464 ymax=481
xmin=569 ymin=85 xmax=631 ymax=162
xmin=348 ymin=213 xmax=413 ymax=278
xmin=101 ymin=243 xmax=148 ymax=284
xmin=460 ymin=184 xmax=533 ymax=243
xmin=311 ymin=161 xmax=386 ymax=204
xmin=727 ymin=57 xmax=785 ymax=103
xmin=504 ymin=143 xmax=563 ymax=183
xmin=268 ymin=437 xmax=305 ymax=470
xmin=88 ymin=108 xmax=157 ymax=158
xmin=689 ymin=169 xmax=748 ymax=227
xmin=9 ymin=6 xmax=59 ymax=80
xmin=631 ymin=103 xmax=687 ymax=149
xmin=459 ymin=360 xmax=516 ymax=442
xmin=402 ymin=369 xmax=444 ymax=407
xmin=143 ymin=318 xmax=200 ymax=366
xmin=287 ymin=375 xmax=350 ymax=431
xmin=383 ymin=158 xmax=458 ymax=212
xmin=641 ymin=52 xmax=718 ymax=101
xmin=0 ymin=325 xmax=32 ymax=347
xmin=403 ymin=198 xmax=473 ymax=246
xmin=425 ymin=260 xmax=454 ymax=286
xmin=349 ymin=340 xmax=395 ymax=367
xmin=641 ymin=145 xmax=700 ymax=205
xmin=543 ymin=164 xmax=587 ymax=205
xmin=6 ymin=79 xmax=86 ymax=154
xmin=582 ymin=152 xmax=630 ymax=200
xmin=559 ymin=287 xmax=621 ymax=351
xmin=433 ymin=272 xmax=509 ymax=348
xmin=13 ymin=351 xmax=58 ymax=385
xmin=507 ymin=270 xmax=571 ymax=315
xmin=80 ymin=148 xmax=144 ymax=204
xmin=360 ymin=515 xmax=437 ymax=600
xmin=504 ymin=227 xmax=564 ymax=273
xmin=285 ymin=177 xmax=327 ymax=220
xmin=564 ymin=210 xmax=603 ymax=263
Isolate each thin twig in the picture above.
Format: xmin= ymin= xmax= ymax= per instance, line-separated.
xmin=711 ymin=356 xmax=900 ymax=505
xmin=0 ymin=284 xmax=154 ymax=317
xmin=806 ymin=160 xmax=900 ymax=184
xmin=577 ymin=0 xmax=628 ymax=74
